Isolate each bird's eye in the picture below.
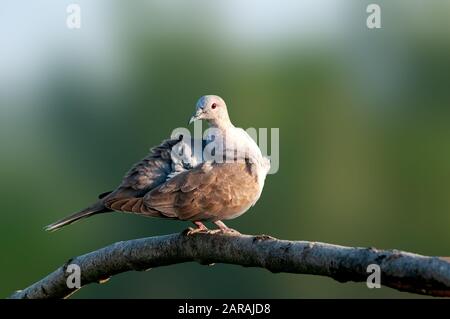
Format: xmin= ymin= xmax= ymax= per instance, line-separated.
xmin=211 ymin=103 xmax=217 ymax=109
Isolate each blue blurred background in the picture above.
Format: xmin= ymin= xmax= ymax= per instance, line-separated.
xmin=1 ymin=0 xmax=450 ymax=298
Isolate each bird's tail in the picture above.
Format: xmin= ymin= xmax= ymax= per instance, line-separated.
xmin=44 ymin=202 xmax=110 ymax=232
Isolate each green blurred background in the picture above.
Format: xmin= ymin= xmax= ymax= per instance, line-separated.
xmin=1 ymin=0 xmax=450 ymax=298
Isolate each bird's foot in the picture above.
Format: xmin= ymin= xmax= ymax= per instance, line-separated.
xmin=186 ymin=221 xmax=209 ymax=235
xmin=213 ymin=221 xmax=240 ymax=235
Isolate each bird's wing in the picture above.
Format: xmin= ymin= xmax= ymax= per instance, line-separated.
xmin=165 ymin=137 xmax=206 ymax=179
xmin=119 ymin=138 xmax=182 ymax=191
xmin=102 ymin=136 xmax=208 ymax=216
xmin=143 ymin=161 xmax=260 ymax=221
xmin=102 ymin=137 xmax=181 ymax=214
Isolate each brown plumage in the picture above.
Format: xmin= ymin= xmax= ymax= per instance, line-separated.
xmin=44 ymin=137 xmax=181 ymax=231
xmin=45 ymin=95 xmax=270 ymax=232
xmin=143 ymin=160 xmax=260 ymax=222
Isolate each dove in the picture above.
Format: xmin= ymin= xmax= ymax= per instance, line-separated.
xmin=45 ymin=95 xmax=271 ymax=232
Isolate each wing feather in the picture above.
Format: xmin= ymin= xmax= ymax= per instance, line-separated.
xmin=144 ymin=161 xmax=260 ymax=221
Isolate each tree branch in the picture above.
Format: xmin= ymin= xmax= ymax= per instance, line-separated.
xmin=9 ymin=231 xmax=450 ymax=299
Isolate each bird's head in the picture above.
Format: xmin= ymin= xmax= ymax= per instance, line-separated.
xmin=189 ymin=95 xmax=231 ymax=128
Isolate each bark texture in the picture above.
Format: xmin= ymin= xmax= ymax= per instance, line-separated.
xmin=9 ymin=231 xmax=450 ymax=299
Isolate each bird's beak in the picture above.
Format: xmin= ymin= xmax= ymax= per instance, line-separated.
xmin=188 ymin=108 xmax=204 ymax=125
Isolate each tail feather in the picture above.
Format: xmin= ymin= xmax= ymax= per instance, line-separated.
xmin=44 ymin=203 xmax=109 ymax=232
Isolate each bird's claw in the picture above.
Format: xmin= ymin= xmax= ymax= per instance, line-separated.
xmin=222 ymin=228 xmax=241 ymax=235
xmin=213 ymin=221 xmax=240 ymax=235
xmin=209 ymin=227 xmax=240 ymax=235
xmin=185 ymin=220 xmax=240 ymax=236
xmin=186 ymin=227 xmax=210 ymax=236
xmin=185 ymin=227 xmax=240 ymax=236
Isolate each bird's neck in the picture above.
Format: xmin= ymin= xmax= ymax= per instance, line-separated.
xmin=208 ymin=118 xmax=234 ymax=131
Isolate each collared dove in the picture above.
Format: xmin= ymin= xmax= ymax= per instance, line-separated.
xmin=45 ymin=95 xmax=271 ymax=232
